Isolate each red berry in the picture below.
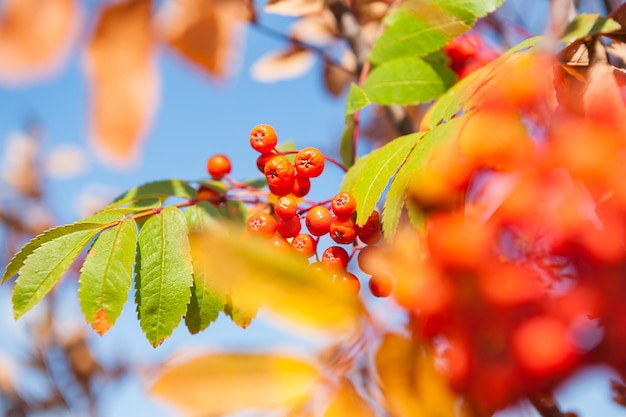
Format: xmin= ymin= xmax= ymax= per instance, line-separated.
xmin=195 ymin=185 xmax=225 ymax=206
xmin=256 ymin=153 xmax=275 ymax=173
xmin=309 ymin=261 xmax=329 ymax=275
xmin=330 ymin=216 xmax=357 ymax=244
xmin=322 ymin=246 xmax=350 ymax=269
xmin=331 ymin=192 xmax=357 ymax=219
xmin=305 ymin=206 xmax=332 ymax=236
xmin=264 ymin=155 xmax=296 ymax=196
xmin=267 ymin=235 xmax=291 ymax=253
xmin=291 ymin=175 xmax=311 ymax=198
xmin=250 ymin=124 xmax=278 ymax=153
xmin=294 ymin=147 xmax=325 ymax=178
xmin=277 ymin=216 xmax=302 ymax=238
xmin=357 ymin=245 xmax=379 ymax=275
xmin=356 ymin=211 xmax=382 ymax=244
xmin=291 ymin=234 xmax=317 ymax=258
xmin=334 ymin=271 xmax=360 ymax=294
xmin=206 ymin=154 xmax=231 ymax=180
xmin=246 ymin=211 xmax=277 ymax=237
xmin=274 ymin=195 xmax=299 ymax=220
xmin=368 ymin=274 xmax=393 ymax=297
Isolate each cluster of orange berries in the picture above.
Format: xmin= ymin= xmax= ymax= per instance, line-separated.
xmin=204 ymin=124 xmax=392 ymax=298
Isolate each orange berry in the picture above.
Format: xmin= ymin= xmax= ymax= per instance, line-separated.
xmin=256 ymin=153 xmax=275 ymax=173
xmin=274 ymin=195 xmax=299 ymax=219
xmin=291 ymin=175 xmax=311 ymax=198
xmin=206 ymin=154 xmax=231 ymax=180
xmin=305 ymin=206 xmax=332 ymax=236
xmin=330 ymin=216 xmax=357 ymax=244
xmin=250 ymin=124 xmax=278 ymax=153
xmin=291 ymin=234 xmax=316 ymax=258
xmin=277 ymin=216 xmax=302 ymax=238
xmin=356 ymin=210 xmax=382 ymax=244
xmin=267 ymin=235 xmax=291 ymax=253
xmin=331 ymin=192 xmax=357 ymax=219
xmin=357 ymin=245 xmax=379 ymax=275
xmin=334 ymin=270 xmax=360 ymax=294
xmin=195 ymin=185 xmax=225 ymax=206
xmin=322 ymin=246 xmax=350 ymax=269
xmin=368 ymin=274 xmax=393 ymax=297
xmin=246 ymin=211 xmax=277 ymax=237
xmin=264 ymin=155 xmax=296 ymax=196
xmin=294 ymin=147 xmax=325 ymax=178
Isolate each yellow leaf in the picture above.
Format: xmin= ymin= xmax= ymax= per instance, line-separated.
xmin=0 ymin=0 xmax=79 ymax=85
xmin=250 ymin=46 xmax=315 ymax=83
xmin=152 ymin=353 xmax=321 ymax=417
xmin=324 ymin=378 xmax=377 ymax=417
xmin=265 ymin=0 xmax=324 ymax=17
xmin=85 ymin=0 xmax=158 ymax=167
xmin=189 ymin=224 xmax=365 ymax=334
xmin=376 ymin=333 xmax=458 ymax=417
xmin=160 ymin=0 xmax=251 ymax=78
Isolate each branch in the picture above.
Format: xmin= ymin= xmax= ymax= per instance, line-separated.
xmin=529 ymin=393 xmax=571 ymax=417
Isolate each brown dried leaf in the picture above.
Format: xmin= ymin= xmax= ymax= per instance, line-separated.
xmin=251 ymin=46 xmax=316 ymax=82
xmin=265 ymin=0 xmax=324 ymax=17
xmin=152 ymin=353 xmax=321 ymax=417
xmin=291 ymin=11 xmax=337 ymax=45
xmin=323 ymin=51 xmax=356 ymax=97
xmin=84 ymin=0 xmax=157 ymax=167
xmin=353 ymin=0 xmax=389 ymax=24
xmin=324 ymin=378 xmax=377 ymax=417
xmin=0 ymin=0 xmax=79 ymax=85
xmin=161 ymin=0 xmax=250 ymax=78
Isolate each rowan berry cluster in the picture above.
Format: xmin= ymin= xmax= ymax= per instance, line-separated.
xmin=203 ymin=124 xmax=391 ymax=297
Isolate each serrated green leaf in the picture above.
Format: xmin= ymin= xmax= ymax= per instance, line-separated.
xmin=114 ymin=179 xmax=197 ymax=204
xmin=219 ymin=200 xmax=249 ymax=224
xmin=12 ymin=223 xmax=106 ymax=318
xmin=561 ymin=14 xmax=621 ymax=43
xmin=434 ymin=0 xmax=504 ymax=18
xmin=342 ymin=134 xmax=420 ymax=226
xmin=364 ymin=57 xmax=449 ymax=105
xmin=78 ymin=218 xmax=138 ymax=335
xmin=339 ymin=117 xmax=356 ymax=169
xmin=196 ymin=180 xmax=229 ymax=194
xmin=346 ymin=83 xmax=371 ymax=115
xmin=381 ymin=133 xmax=426 ymax=240
xmin=406 ymin=198 xmax=425 ymax=232
xmin=185 ymin=201 xmax=222 ymax=232
xmin=242 ymin=178 xmax=268 ymax=190
xmin=135 ymin=206 xmax=193 ymax=347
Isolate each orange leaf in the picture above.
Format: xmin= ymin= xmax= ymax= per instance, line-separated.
xmin=251 ymin=46 xmax=316 ymax=83
xmin=161 ymin=0 xmax=251 ymax=78
xmin=84 ymin=0 xmax=158 ymax=167
xmin=151 ymin=353 xmax=321 ymax=417
xmin=324 ymin=378 xmax=376 ymax=417
xmin=265 ymin=0 xmax=324 ymax=17
xmin=0 ymin=0 xmax=79 ymax=85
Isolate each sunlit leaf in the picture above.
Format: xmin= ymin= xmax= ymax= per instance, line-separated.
xmin=135 ymin=206 xmax=193 ymax=346
xmin=190 ymin=225 xmax=365 ymax=333
xmin=161 ymin=0 xmax=251 ymax=78
xmin=218 ymin=200 xmax=249 ymax=223
xmin=12 ymin=223 xmax=106 ymax=319
xmin=251 ymin=46 xmax=316 ymax=82
xmin=85 ymin=0 xmax=157 ymax=167
xmin=79 ymin=218 xmax=138 ymax=335
xmin=346 ymin=83 xmax=371 ymax=115
xmin=376 ymin=333 xmax=457 ymax=417
xmin=152 ymin=353 xmax=320 ymax=417
xmin=184 ymin=201 xmax=221 ymax=231
xmin=561 ymin=14 xmax=620 ymax=43
xmin=342 ymin=134 xmax=420 ymax=226
xmin=224 ymin=293 xmax=258 ymax=329
xmin=112 ymin=179 xmax=197 ymax=204
xmin=265 ymin=0 xmax=324 ymax=16
xmin=339 ymin=117 xmax=355 ymax=169
xmin=324 ymin=378 xmax=377 ymax=417
xmin=0 ymin=0 xmax=79 ymax=85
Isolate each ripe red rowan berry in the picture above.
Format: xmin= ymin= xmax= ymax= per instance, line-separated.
xmin=250 ymin=124 xmax=278 ymax=153
xmin=267 ymin=235 xmax=291 ymax=253
xmin=322 ymin=246 xmax=350 ymax=269
xmin=264 ymin=155 xmax=296 ymax=196
xmin=195 ymin=184 xmax=225 ymax=206
xmin=331 ymin=192 xmax=357 ymax=219
xmin=334 ymin=270 xmax=360 ymax=294
xmin=206 ymin=154 xmax=231 ymax=180
xmin=330 ymin=216 xmax=357 ymax=244
xmin=274 ymin=195 xmax=299 ymax=220
xmin=256 ymin=153 xmax=275 ymax=173
xmin=246 ymin=211 xmax=277 ymax=237
xmin=294 ymin=147 xmax=325 ymax=178
xmin=291 ymin=175 xmax=311 ymax=198
xmin=305 ymin=205 xmax=332 ymax=236
xmin=277 ymin=216 xmax=302 ymax=238
xmin=291 ymin=234 xmax=316 ymax=258
xmin=356 ymin=210 xmax=382 ymax=244
xmin=368 ymin=274 xmax=393 ymax=297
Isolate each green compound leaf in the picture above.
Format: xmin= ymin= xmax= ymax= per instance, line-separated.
xmin=561 ymin=13 xmax=621 ymax=43
xmin=434 ymin=0 xmax=504 ymax=18
xmin=364 ymin=57 xmax=449 ymax=106
xmin=12 ymin=223 xmax=106 ymax=319
xmin=135 ymin=206 xmax=193 ymax=347
xmin=185 ymin=201 xmax=222 ymax=232
xmin=381 ymin=132 xmax=426 ymax=240
xmin=219 ymin=200 xmax=249 ymax=224
xmin=113 ymin=179 xmax=197 ymax=204
xmin=78 ymin=217 xmax=138 ymax=335
xmin=346 ymin=83 xmax=371 ymax=115
xmin=339 ymin=117 xmax=355 ymax=169
xmin=342 ymin=134 xmax=420 ymax=226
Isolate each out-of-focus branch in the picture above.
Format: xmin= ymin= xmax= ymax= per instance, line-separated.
xmin=325 ymin=0 xmax=414 ymax=137
xmin=529 ymin=393 xmax=574 ymax=417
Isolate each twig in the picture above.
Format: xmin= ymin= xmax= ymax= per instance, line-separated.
xmin=529 ymin=393 xmax=568 ymax=417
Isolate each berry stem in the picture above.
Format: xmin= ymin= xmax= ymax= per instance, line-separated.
xmin=528 ymin=393 xmax=568 ymax=417
xmin=278 ymin=150 xmax=348 ymax=173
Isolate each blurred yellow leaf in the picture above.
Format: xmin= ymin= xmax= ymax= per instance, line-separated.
xmin=161 ymin=0 xmax=250 ymax=78
xmin=189 ymin=224 xmax=365 ymax=334
xmin=250 ymin=46 xmax=316 ymax=83
xmin=152 ymin=353 xmax=320 ymax=417
xmin=84 ymin=0 xmax=157 ymax=167
xmin=265 ymin=0 xmax=324 ymax=17
xmin=324 ymin=378 xmax=377 ymax=417
xmin=376 ymin=333 xmax=458 ymax=417
xmin=0 ymin=0 xmax=79 ymax=85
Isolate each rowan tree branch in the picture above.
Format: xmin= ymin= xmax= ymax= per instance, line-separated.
xmin=529 ymin=393 xmax=571 ymax=417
